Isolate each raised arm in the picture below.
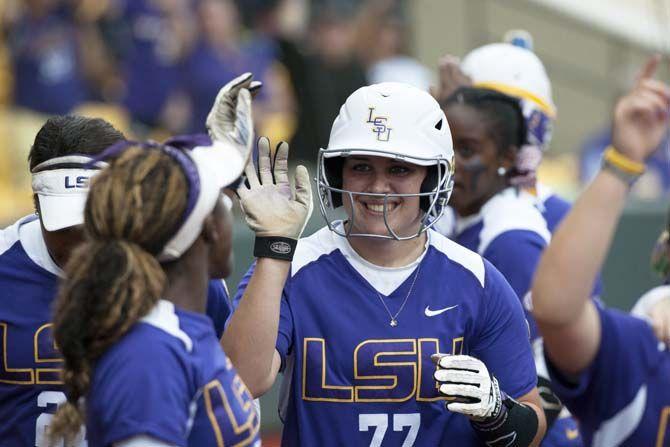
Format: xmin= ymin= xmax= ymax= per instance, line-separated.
xmin=221 ymin=138 xmax=312 ymax=397
xmin=532 ymin=56 xmax=670 ymax=374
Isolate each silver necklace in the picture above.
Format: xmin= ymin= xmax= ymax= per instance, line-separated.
xmin=374 ymin=263 xmax=421 ymax=327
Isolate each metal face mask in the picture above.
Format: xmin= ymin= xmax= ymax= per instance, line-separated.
xmin=316 ymin=147 xmax=454 ymax=240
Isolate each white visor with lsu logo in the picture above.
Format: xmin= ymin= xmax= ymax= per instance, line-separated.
xmin=31 ymin=155 xmax=108 ymax=231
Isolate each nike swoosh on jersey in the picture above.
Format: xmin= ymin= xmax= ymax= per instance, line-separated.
xmin=424 ymin=305 xmax=459 ymax=317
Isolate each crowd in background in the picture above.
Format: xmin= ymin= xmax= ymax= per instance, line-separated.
xmin=1 ymin=0 xmax=669 ymax=226
xmin=0 ymin=0 xmax=440 ymax=224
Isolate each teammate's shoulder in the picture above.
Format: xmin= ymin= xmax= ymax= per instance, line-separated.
xmin=0 ymin=216 xmax=34 ymax=257
xmin=479 ymin=188 xmax=550 ymax=252
xmin=428 ymin=230 xmax=485 ymax=287
xmin=291 ymin=226 xmax=341 ymax=277
xmin=139 ymin=300 xmax=195 ymax=351
xmin=97 ymin=308 xmax=194 ymax=387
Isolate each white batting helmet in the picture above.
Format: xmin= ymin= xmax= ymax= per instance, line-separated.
xmin=317 ymin=82 xmax=455 ymax=240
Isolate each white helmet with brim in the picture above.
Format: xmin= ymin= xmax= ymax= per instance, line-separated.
xmin=318 ymin=82 xmax=455 ymax=240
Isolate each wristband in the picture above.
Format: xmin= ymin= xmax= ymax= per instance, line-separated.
xmin=601 ymin=158 xmax=643 ymax=186
xmin=471 ymin=396 xmax=539 ymax=447
xmin=601 ymin=146 xmax=645 ymax=186
xmin=602 ymin=146 xmax=646 ymax=174
xmin=254 ymin=236 xmax=297 ymax=261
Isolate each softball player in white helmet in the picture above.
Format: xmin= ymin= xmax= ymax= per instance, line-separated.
xmin=226 ymin=82 xmax=548 ymax=446
xmin=437 ymin=33 xmax=584 ymax=447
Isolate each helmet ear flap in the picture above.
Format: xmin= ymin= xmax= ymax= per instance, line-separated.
xmin=420 ymin=165 xmax=439 ymax=212
xmin=324 ymin=157 xmax=345 ymax=207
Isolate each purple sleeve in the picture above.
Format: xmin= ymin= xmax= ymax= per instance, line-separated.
xmin=233 ymin=261 xmax=294 ymax=365
xmin=471 ymin=261 xmax=537 ymax=399
xmin=88 ymin=332 xmax=192 ymax=446
xmin=546 ymin=306 xmax=659 ymax=429
xmin=206 ymin=279 xmax=232 ymax=338
xmin=483 ymin=230 xmax=546 ymax=340
xmin=483 ymin=230 xmax=546 ymax=301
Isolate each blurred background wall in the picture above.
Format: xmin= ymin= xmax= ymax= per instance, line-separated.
xmin=1 ymin=0 xmax=669 ymax=442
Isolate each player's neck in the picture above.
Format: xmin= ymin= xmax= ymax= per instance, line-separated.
xmin=347 ymin=232 xmax=427 ymax=268
xmin=162 ymin=239 xmax=209 ymax=314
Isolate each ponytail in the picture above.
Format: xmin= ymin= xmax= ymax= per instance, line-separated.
xmin=49 ymin=147 xmax=187 ymax=443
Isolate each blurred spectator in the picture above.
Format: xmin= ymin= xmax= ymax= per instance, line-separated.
xmin=181 ymin=0 xmax=290 ymax=137
xmin=580 ymin=127 xmax=670 ymax=200
xmin=289 ymin=0 xmax=366 ymax=162
xmin=355 ymin=0 xmax=433 ymax=91
xmin=106 ymin=0 xmax=196 ymax=135
xmin=4 ymin=0 xmax=88 ymax=114
xmin=235 ymin=0 xmax=303 ymax=143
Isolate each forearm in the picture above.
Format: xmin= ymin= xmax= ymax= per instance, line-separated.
xmin=470 ymin=391 xmax=546 ymax=447
xmin=533 ymin=169 xmax=628 ymax=326
xmin=221 ymin=258 xmax=289 ymax=396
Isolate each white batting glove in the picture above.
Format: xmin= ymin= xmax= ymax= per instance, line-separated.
xmin=237 ymin=137 xmax=313 ymax=240
xmin=433 ymin=354 xmax=503 ymax=420
xmin=206 ymin=72 xmax=262 ymax=164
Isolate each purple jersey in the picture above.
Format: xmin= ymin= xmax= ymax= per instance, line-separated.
xmin=0 ymin=216 xmax=231 ymax=446
xmin=236 ymin=226 xmax=536 ymax=446
xmin=548 ymin=305 xmax=670 ymax=446
xmin=453 ymin=188 xmax=585 ymax=447
xmin=87 ymin=300 xmax=259 ymax=446
xmin=453 ymin=188 xmax=550 ymax=341
xmin=537 ymin=190 xmax=571 ymax=234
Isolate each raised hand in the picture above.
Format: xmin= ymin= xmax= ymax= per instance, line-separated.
xmin=430 ymin=55 xmax=473 ymax=104
xmin=206 ymin=72 xmax=263 ymax=164
xmin=612 ymin=56 xmax=670 ymax=163
xmin=237 ymin=137 xmax=313 ymax=241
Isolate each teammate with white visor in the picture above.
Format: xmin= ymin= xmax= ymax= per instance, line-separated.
xmin=225 ymin=82 xmax=547 ymax=446
xmin=48 ymin=73 xmax=269 ymax=447
xmin=0 ymin=74 xmax=256 ymax=445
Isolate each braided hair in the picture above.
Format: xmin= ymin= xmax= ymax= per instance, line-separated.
xmin=49 ymin=146 xmax=189 ymax=444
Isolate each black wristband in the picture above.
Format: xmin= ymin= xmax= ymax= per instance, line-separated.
xmin=254 ymin=236 xmax=297 ymax=261
xmin=471 ymin=396 xmax=539 ymax=447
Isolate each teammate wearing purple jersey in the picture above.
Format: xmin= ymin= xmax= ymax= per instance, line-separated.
xmin=0 ymin=118 xmax=234 ymax=445
xmin=532 ymin=57 xmax=670 ymax=446
xmin=48 ymin=74 xmax=270 ymax=446
xmin=225 ymin=82 xmax=546 ymax=446
xmin=441 ymin=86 xmax=583 ymax=447
xmin=432 ymin=33 xmax=568 ymax=235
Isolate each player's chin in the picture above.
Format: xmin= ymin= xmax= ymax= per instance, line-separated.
xmin=355 ymin=216 xmax=415 ymax=238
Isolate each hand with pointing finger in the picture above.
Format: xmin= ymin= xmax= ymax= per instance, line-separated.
xmin=612 ymin=56 xmax=670 ymax=164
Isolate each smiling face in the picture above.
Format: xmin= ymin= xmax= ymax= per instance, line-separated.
xmin=445 ymin=103 xmax=516 ymax=217
xmin=340 ymin=155 xmax=427 ymax=238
